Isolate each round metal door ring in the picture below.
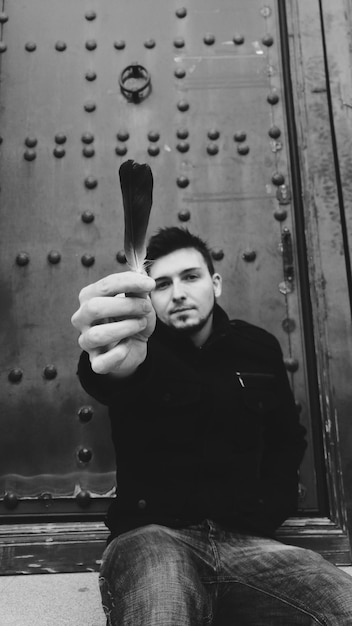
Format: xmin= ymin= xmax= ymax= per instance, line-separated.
xmin=119 ymin=63 xmax=151 ymax=102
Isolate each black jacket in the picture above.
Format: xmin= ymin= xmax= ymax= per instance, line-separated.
xmin=78 ymin=305 xmax=307 ymax=539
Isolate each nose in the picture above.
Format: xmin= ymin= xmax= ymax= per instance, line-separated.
xmin=171 ymin=280 xmax=186 ymax=301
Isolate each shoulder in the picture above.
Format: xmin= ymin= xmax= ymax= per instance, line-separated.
xmin=229 ymin=319 xmax=282 ymax=355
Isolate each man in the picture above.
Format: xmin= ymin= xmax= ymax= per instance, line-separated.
xmin=72 ymin=227 xmax=352 ymax=625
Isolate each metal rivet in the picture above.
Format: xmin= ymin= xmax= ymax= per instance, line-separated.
xmin=176 ymin=175 xmax=189 ymax=188
xmin=24 ymin=149 xmax=36 ymax=161
xmin=274 ymin=207 xmax=288 ymax=222
xmin=81 ymin=210 xmax=95 ymax=224
xmin=242 ymin=250 xmax=256 ymax=262
xmin=174 ymin=67 xmax=186 ymax=79
xmin=16 ymin=252 xmax=30 ymax=266
xmin=116 ymin=250 xmax=127 ymax=264
xmin=0 ymin=12 xmax=9 ymax=23
xmin=47 ymin=250 xmax=61 ymax=264
xmin=177 ymin=99 xmax=189 ymax=112
xmin=85 ymin=70 xmax=97 ymax=81
xmin=237 ymin=144 xmax=249 ymax=155
xmin=53 ymin=146 xmax=65 ymax=158
xmin=84 ymin=101 xmax=96 ymax=112
xmin=176 ymin=7 xmax=187 ymax=18
xmin=267 ymin=91 xmax=279 ymax=105
xmin=43 ymin=365 xmax=57 ymax=380
xmin=268 ymin=125 xmax=281 ymax=139
xmin=115 ymin=144 xmax=128 ymax=156
xmin=81 ymin=132 xmax=94 ymax=144
xmin=76 ymin=490 xmax=91 ymax=508
xmin=284 ymin=357 xmax=299 ymax=372
xmin=207 ymin=129 xmax=220 ymax=140
xmin=233 ymin=34 xmax=245 ymax=45
xmin=55 ymin=132 xmax=67 ymax=144
xmin=78 ymin=447 xmax=93 ymax=463
xmin=174 ymin=37 xmax=185 ymax=48
xmin=85 ymin=10 xmax=97 ymax=20
xmin=282 ymin=318 xmax=296 ymax=333
xmin=117 ymin=131 xmax=130 ymax=142
xmin=84 ymin=176 xmax=98 ymax=189
xmin=0 ymin=42 xmax=7 ymax=53
xmin=114 ymin=40 xmax=126 ymax=50
xmin=25 ymin=42 xmax=36 ymax=52
xmin=261 ymin=6 xmax=272 ymax=18
xmin=83 ymin=146 xmax=95 ymax=158
xmin=204 ymin=34 xmax=215 ymax=45
xmin=138 ymin=499 xmax=147 ymax=510
xmin=4 ymin=492 xmax=19 ymax=510
xmin=207 ymin=143 xmax=219 ymax=155
xmin=271 ymin=172 xmax=285 ymax=186
xmin=176 ymin=141 xmax=189 ymax=153
xmin=85 ymin=39 xmax=97 ymax=51
xmin=8 ymin=368 xmax=23 ymax=383
xmin=262 ymin=34 xmax=274 ymax=47
xmin=148 ymin=131 xmax=160 ymax=142
xmin=148 ymin=144 xmax=160 ymax=157
xmin=177 ymin=128 xmax=189 ymax=139
xmin=55 ymin=41 xmax=67 ymax=52
xmin=178 ymin=209 xmax=190 ymax=222
xmin=211 ymin=248 xmax=224 ymax=261
xmin=144 ymin=39 xmax=156 ymax=49
xmin=25 ymin=137 xmax=37 ymax=148
xmin=78 ymin=406 xmax=94 ymax=423
xmin=81 ymin=253 xmax=95 ymax=267
xmin=234 ymin=131 xmax=246 ymax=142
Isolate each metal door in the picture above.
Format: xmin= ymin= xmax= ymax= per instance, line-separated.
xmin=0 ymin=0 xmax=321 ymax=524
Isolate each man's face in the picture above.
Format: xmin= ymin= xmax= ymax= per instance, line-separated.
xmin=149 ymin=248 xmax=222 ymax=345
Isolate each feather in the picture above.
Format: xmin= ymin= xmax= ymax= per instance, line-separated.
xmin=119 ymin=159 xmax=153 ymax=273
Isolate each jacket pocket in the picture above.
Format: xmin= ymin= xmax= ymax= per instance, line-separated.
xmin=236 ymin=372 xmax=280 ymax=414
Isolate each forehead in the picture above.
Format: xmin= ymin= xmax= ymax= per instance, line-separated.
xmin=149 ymin=248 xmax=207 ymax=278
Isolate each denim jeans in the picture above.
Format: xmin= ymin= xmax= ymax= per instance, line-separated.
xmin=99 ymin=519 xmax=352 ymax=625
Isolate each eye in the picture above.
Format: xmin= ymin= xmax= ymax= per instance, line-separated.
xmin=185 ymin=273 xmax=199 ymax=281
xmin=155 ymin=280 xmax=170 ymax=291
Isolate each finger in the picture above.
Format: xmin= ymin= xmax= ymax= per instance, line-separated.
xmin=79 ymin=272 xmax=155 ymax=304
xmin=79 ymin=317 xmax=148 ymax=351
xmin=72 ymin=295 xmax=153 ymax=329
xmin=90 ymin=341 xmax=132 ymax=375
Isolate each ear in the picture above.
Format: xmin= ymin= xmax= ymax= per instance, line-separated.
xmin=212 ymin=273 xmax=222 ymax=298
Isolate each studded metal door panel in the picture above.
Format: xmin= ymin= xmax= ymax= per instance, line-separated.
xmin=0 ymin=0 xmax=319 ymax=519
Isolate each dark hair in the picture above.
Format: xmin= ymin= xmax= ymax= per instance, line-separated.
xmin=146 ymin=227 xmax=215 ymax=275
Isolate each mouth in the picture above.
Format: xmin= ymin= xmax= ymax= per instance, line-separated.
xmin=171 ymin=307 xmax=194 ymax=314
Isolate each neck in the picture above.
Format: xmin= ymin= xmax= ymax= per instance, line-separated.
xmin=189 ymin=315 xmax=214 ymax=348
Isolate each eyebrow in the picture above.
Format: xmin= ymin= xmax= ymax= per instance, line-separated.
xmin=153 ymin=266 xmax=203 ymax=282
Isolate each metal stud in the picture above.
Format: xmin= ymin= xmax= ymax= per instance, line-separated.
xmin=284 ymin=357 xmax=299 ymax=372
xmin=83 ymin=146 xmax=95 ymax=158
xmin=85 ymin=39 xmax=97 ymax=51
xmin=273 ymin=207 xmax=288 ymax=222
xmin=271 ymin=172 xmax=285 ymax=186
xmin=207 ymin=143 xmax=219 ymax=156
xmin=78 ymin=447 xmax=93 ymax=463
xmin=148 ymin=131 xmax=160 ymax=142
xmin=43 ymin=365 xmax=57 ymax=380
xmin=176 ymin=141 xmax=189 ymax=153
xmin=25 ymin=137 xmax=37 ymax=148
xmin=24 ymin=149 xmax=36 ymax=161
xmin=148 ymin=145 xmax=160 ymax=157
xmin=267 ymin=91 xmax=279 ymax=105
xmin=282 ymin=318 xmax=296 ymax=333
xmin=85 ymin=10 xmax=97 ymax=21
xmin=53 ymin=146 xmax=65 ymax=158
xmin=144 ymin=39 xmax=156 ymax=49
xmin=177 ymin=99 xmax=190 ymax=112
xmin=81 ymin=132 xmax=94 ymax=144
xmin=55 ymin=132 xmax=67 ymax=144
xmin=16 ymin=252 xmax=30 ymax=266
xmin=233 ymin=34 xmax=245 ymax=45
xmin=4 ymin=492 xmax=19 ymax=510
xmin=211 ymin=248 xmax=224 ymax=261
xmin=114 ymin=40 xmax=126 ymax=50
xmin=85 ymin=70 xmax=97 ymax=81
xmin=47 ymin=250 xmax=61 ymax=264
xmin=84 ymin=101 xmax=96 ymax=112
xmin=176 ymin=7 xmax=187 ymax=18
xmin=234 ymin=131 xmax=246 ymax=142
xmin=177 ymin=128 xmax=189 ymax=139
xmin=261 ymin=6 xmax=272 ymax=18
xmin=8 ymin=368 xmax=23 ymax=383
xmin=25 ymin=42 xmax=36 ymax=52
xmin=262 ymin=34 xmax=274 ymax=47
xmin=268 ymin=125 xmax=281 ymax=139
xmin=0 ymin=42 xmax=7 ymax=53
xmin=174 ymin=68 xmax=186 ymax=79
xmin=178 ymin=209 xmax=190 ymax=222
xmin=176 ymin=175 xmax=189 ymax=188
xmin=138 ymin=499 xmax=147 ymax=510
xmin=174 ymin=37 xmax=185 ymax=48
xmin=207 ymin=129 xmax=220 ymax=140
xmin=76 ymin=490 xmax=91 ymax=508
xmin=0 ymin=12 xmax=9 ymax=23
xmin=237 ymin=144 xmax=249 ymax=155
xmin=116 ymin=250 xmax=127 ymax=264
xmin=81 ymin=253 xmax=95 ymax=267
xmin=55 ymin=41 xmax=67 ymax=52
xmin=117 ymin=131 xmax=130 ymax=142
xmin=242 ymin=250 xmax=256 ymax=262
xmin=84 ymin=176 xmax=98 ymax=189
xmin=204 ymin=34 xmax=215 ymax=45
xmin=81 ymin=211 xmax=95 ymax=224
xmin=78 ymin=406 xmax=94 ymax=423
xmin=115 ymin=145 xmax=128 ymax=156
